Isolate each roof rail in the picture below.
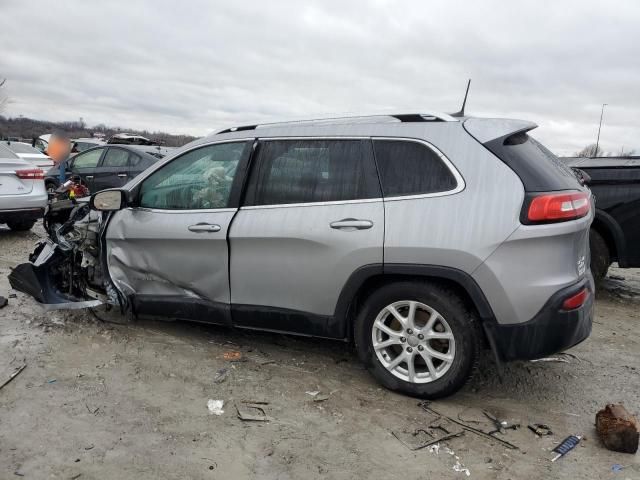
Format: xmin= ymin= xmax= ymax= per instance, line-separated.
xmin=215 ymin=112 xmax=457 ymax=134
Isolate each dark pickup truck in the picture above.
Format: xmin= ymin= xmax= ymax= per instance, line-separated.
xmin=564 ymin=156 xmax=640 ymax=281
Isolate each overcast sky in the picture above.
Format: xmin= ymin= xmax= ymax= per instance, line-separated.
xmin=1 ymin=0 xmax=638 ymax=154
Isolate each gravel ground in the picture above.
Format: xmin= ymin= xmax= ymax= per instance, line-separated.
xmin=0 ymin=222 xmax=638 ymax=479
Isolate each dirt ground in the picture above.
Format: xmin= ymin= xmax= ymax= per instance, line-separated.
xmin=1 ymin=223 xmax=638 ymax=480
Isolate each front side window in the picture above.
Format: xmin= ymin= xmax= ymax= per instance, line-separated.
xmin=245 ymin=139 xmax=380 ymax=206
xmin=139 ymin=142 xmax=248 ymax=210
xmin=373 ymin=140 xmax=457 ymax=197
xmin=73 ymin=149 xmax=103 ymax=169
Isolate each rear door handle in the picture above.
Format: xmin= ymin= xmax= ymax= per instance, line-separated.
xmin=85 ymin=175 xmax=94 ymax=180
xmin=117 ymin=173 xmax=128 ymax=178
xmin=330 ymin=218 xmax=374 ymax=230
xmin=188 ymin=223 xmax=221 ymax=233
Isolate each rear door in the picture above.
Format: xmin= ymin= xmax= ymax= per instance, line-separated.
xmin=69 ymin=148 xmax=104 ymax=191
xmin=228 ymin=138 xmax=383 ymax=338
xmin=105 ymin=140 xmax=252 ymax=324
xmin=92 ymin=147 xmax=134 ymax=191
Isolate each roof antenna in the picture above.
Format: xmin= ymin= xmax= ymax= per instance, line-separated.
xmin=451 ymin=79 xmax=471 ymax=117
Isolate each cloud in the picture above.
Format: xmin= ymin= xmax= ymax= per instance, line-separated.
xmin=0 ymin=0 xmax=638 ymax=154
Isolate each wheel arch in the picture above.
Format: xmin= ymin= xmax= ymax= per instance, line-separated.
xmin=592 ymin=209 xmax=626 ymax=266
xmin=331 ymin=264 xmax=496 ymax=342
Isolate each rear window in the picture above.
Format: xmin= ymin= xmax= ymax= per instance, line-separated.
xmin=485 ymin=132 xmax=581 ymax=192
xmin=373 ymin=140 xmax=457 ymax=197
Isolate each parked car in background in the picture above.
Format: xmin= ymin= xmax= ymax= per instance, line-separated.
xmin=107 ymin=133 xmax=155 ymax=145
xmin=33 ymin=133 xmax=51 ymax=154
xmin=12 ymin=113 xmax=594 ymax=398
xmin=563 ymin=156 xmax=640 ymax=281
xmin=71 ymin=138 xmax=105 ymax=154
xmin=2 ymin=141 xmax=54 ymax=169
xmin=0 ymin=143 xmax=47 ymax=231
xmin=44 ymin=144 xmax=163 ymax=193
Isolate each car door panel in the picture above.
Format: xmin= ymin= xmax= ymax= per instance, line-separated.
xmin=69 ymin=148 xmax=104 ymax=191
xmin=105 ymin=141 xmax=252 ymax=324
xmin=228 ymin=138 xmax=383 ymax=337
xmin=92 ymin=147 xmax=131 ymax=191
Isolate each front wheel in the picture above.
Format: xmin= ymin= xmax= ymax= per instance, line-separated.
xmin=354 ymin=282 xmax=481 ymax=399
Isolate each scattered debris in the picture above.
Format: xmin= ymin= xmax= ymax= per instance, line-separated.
xmin=305 ymin=391 xmax=320 ymax=397
xmin=528 ymin=423 xmax=553 ymax=437
xmin=0 ymin=363 xmax=27 ymax=391
xmin=84 ymin=444 xmax=94 ymax=450
xmin=207 ymin=399 xmax=224 ymax=416
xmin=213 ymin=368 xmax=230 ymax=384
xmin=47 ymin=379 xmax=57 ymax=384
xmin=611 ymin=464 xmax=624 ymax=473
xmin=483 ymin=410 xmax=519 ymax=434
xmin=596 ymin=404 xmax=639 ymax=453
xmin=8 ymin=293 xmax=17 ymax=298
xmin=428 ymin=443 xmax=440 ymax=454
xmin=530 ymin=357 xmax=570 ymax=364
xmin=71 ymin=474 xmax=82 ymax=480
xmin=313 ymin=394 xmax=330 ymax=402
xmin=419 ymin=402 xmax=519 ymax=450
xmin=0 ymin=296 xmax=7 ymax=308
xmin=85 ymin=402 xmax=99 ymax=415
xmin=551 ymin=435 xmax=582 ymax=462
xmin=453 ymin=460 xmax=471 ymax=476
xmin=223 ymin=351 xmax=243 ymax=362
xmin=236 ymin=403 xmax=272 ymax=422
xmin=392 ymin=418 xmax=465 ymax=451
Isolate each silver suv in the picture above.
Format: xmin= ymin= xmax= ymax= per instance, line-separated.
xmin=10 ymin=112 xmax=594 ymax=398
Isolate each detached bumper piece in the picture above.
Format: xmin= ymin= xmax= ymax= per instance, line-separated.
xmin=487 ymin=276 xmax=594 ymax=361
xmin=8 ymin=241 xmax=102 ymax=311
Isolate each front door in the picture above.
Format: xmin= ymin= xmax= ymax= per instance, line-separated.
xmin=105 ymin=140 xmax=252 ymax=324
xmin=69 ymin=148 xmax=103 ymax=191
xmin=229 ymin=138 xmax=384 ymax=337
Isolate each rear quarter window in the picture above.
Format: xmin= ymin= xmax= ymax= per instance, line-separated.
xmin=484 ymin=132 xmax=581 ymax=192
xmin=372 ymin=139 xmax=458 ymax=197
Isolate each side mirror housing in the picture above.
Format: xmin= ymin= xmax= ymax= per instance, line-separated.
xmin=90 ymin=189 xmax=126 ymax=211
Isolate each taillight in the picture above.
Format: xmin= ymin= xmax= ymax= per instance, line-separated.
xmin=561 ymin=287 xmax=589 ymax=310
xmin=525 ymin=191 xmax=590 ymax=224
xmin=15 ymin=168 xmax=44 ymax=180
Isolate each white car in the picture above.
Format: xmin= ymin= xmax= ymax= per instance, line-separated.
xmin=2 ymin=141 xmax=54 ymax=169
xmin=0 ymin=143 xmax=47 ymax=231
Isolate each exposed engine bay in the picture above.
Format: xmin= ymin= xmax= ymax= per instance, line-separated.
xmin=8 ymin=198 xmax=122 ymax=310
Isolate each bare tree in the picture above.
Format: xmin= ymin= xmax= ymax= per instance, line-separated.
xmin=0 ymin=78 xmax=8 ymax=113
xmin=576 ymin=143 xmax=602 ymax=157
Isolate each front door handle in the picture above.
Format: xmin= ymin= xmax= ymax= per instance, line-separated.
xmin=330 ymin=218 xmax=374 ymax=230
xmin=188 ymin=223 xmax=221 ymax=233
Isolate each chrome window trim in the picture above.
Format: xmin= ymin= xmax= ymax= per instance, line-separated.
xmin=372 ymin=136 xmax=466 ymax=202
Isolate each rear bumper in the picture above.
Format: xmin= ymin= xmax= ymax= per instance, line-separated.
xmin=0 ymin=207 xmax=45 ymax=223
xmin=486 ymin=274 xmax=594 ymax=361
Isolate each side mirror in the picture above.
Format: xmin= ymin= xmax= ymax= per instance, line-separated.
xmin=90 ymin=189 xmax=126 ymax=211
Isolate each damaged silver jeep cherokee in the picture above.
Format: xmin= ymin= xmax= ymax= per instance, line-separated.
xmin=10 ymin=113 xmax=595 ymax=398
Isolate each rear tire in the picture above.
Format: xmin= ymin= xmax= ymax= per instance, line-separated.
xmin=354 ymin=281 xmax=481 ymax=399
xmin=590 ymin=228 xmax=610 ymax=282
xmin=7 ymin=220 xmax=36 ymax=231
xmin=45 ymin=181 xmax=57 ymax=195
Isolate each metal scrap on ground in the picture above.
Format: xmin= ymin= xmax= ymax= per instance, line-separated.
xmin=0 ymin=363 xmax=26 ymax=391
xmin=596 ymin=403 xmax=639 ymax=453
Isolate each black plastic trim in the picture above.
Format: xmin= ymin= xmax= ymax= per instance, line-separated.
xmin=133 ymin=295 xmax=231 ymax=326
xmin=485 ymin=276 xmax=593 ymax=361
xmin=232 ymin=304 xmax=333 ymax=337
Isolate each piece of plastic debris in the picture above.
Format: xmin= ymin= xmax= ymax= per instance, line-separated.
xmin=306 ymin=391 xmax=320 ymax=397
xmin=611 ymin=464 xmax=624 ymax=473
xmin=47 ymin=379 xmax=57 ymax=384
xmin=551 ymin=435 xmax=582 ymax=462
xmin=596 ymin=404 xmax=639 ymax=453
xmin=223 ymin=351 xmax=243 ymax=362
xmin=214 ymin=368 xmax=230 ymax=384
xmin=528 ymin=423 xmax=553 ymax=436
xmin=207 ymin=399 xmax=224 ymax=416
xmin=0 ymin=296 xmax=8 ymax=308
xmin=530 ymin=357 xmax=570 ymax=364
xmin=428 ymin=443 xmax=440 ymax=454
xmin=236 ymin=403 xmax=272 ymax=421
xmin=314 ymin=394 xmax=330 ymax=402
xmin=453 ymin=460 xmax=471 ymax=476
xmin=0 ymin=364 xmax=26 ymax=391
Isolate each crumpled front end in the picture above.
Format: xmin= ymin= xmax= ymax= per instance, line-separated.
xmin=8 ymin=199 xmax=120 ymax=310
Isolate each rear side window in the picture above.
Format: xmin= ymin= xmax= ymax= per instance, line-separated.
xmin=244 ymin=139 xmax=380 ymax=206
xmin=102 ymin=148 xmax=131 ymax=168
xmin=484 ymin=132 xmax=581 ymax=191
xmin=373 ymin=140 xmax=457 ymax=197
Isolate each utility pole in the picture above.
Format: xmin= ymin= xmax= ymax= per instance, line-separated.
xmin=595 ymin=103 xmax=607 ymax=157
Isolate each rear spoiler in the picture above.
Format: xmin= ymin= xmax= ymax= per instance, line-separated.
xmin=463 ymin=118 xmax=538 ymax=144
